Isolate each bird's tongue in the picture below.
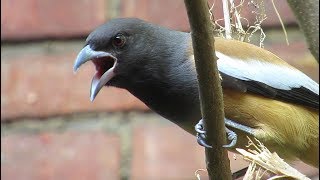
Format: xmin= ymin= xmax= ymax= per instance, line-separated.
xmin=90 ymin=67 xmax=115 ymax=101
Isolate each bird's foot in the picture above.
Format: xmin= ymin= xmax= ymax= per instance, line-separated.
xmin=195 ymin=119 xmax=238 ymax=148
xmin=195 ymin=119 xmax=212 ymax=148
xmin=223 ymin=127 xmax=237 ymax=148
xmin=224 ymin=118 xmax=255 ymax=136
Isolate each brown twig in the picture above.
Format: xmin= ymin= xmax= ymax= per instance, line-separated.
xmin=184 ymin=0 xmax=232 ymax=179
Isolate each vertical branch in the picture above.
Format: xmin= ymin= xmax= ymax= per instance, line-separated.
xmin=184 ymin=0 xmax=232 ymax=179
xmin=287 ymin=0 xmax=319 ymax=62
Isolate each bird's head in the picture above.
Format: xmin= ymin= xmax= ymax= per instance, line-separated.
xmin=74 ymin=18 xmax=190 ymax=101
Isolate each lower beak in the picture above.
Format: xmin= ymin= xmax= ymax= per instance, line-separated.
xmin=73 ymin=45 xmax=117 ymax=101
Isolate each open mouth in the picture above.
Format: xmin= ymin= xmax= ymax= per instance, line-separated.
xmin=92 ymin=57 xmax=115 ymax=80
xmin=73 ymin=45 xmax=117 ymax=101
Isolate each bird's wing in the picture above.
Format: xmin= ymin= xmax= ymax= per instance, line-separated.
xmin=214 ymin=38 xmax=319 ymax=109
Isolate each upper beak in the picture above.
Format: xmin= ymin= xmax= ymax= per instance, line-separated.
xmin=73 ymin=45 xmax=117 ymax=101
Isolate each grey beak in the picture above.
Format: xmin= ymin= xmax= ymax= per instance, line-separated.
xmin=73 ymin=45 xmax=117 ymax=101
xmin=73 ymin=45 xmax=114 ymax=73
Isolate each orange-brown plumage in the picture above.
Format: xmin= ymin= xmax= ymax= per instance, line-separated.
xmin=223 ymin=89 xmax=319 ymax=167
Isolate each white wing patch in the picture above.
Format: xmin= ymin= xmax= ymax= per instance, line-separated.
xmin=216 ymin=52 xmax=319 ymax=95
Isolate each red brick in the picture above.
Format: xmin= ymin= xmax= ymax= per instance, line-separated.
xmin=1 ymin=53 xmax=148 ymax=120
xmin=263 ymin=0 xmax=296 ymax=26
xmin=1 ymin=132 xmax=120 ymax=180
xmin=120 ymin=0 xmax=190 ymax=31
xmin=131 ymin=125 xmax=249 ymax=179
xmin=1 ymin=0 xmax=106 ymax=40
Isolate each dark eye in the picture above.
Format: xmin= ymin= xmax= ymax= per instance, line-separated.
xmin=112 ymin=34 xmax=126 ymax=48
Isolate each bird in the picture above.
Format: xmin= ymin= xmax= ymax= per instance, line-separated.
xmin=73 ymin=18 xmax=319 ymax=168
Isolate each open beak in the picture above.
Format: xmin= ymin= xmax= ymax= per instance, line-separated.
xmin=73 ymin=45 xmax=117 ymax=101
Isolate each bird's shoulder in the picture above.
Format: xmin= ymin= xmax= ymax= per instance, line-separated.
xmin=214 ymin=37 xmax=287 ymax=66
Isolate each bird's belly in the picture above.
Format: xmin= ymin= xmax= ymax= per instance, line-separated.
xmin=223 ymin=89 xmax=319 ymax=166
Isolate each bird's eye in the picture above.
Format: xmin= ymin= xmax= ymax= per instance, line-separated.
xmin=112 ymin=34 xmax=126 ymax=48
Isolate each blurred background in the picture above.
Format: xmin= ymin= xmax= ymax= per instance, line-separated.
xmin=1 ymin=0 xmax=319 ymax=179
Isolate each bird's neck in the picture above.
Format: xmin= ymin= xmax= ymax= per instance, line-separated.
xmin=123 ymin=32 xmax=201 ymax=124
xmin=126 ymin=74 xmax=201 ymax=124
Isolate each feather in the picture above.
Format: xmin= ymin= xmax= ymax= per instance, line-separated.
xmin=214 ymin=38 xmax=319 ymax=109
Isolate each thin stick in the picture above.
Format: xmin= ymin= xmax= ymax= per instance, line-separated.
xmin=271 ymin=0 xmax=289 ymax=45
xmin=222 ymin=0 xmax=232 ymax=39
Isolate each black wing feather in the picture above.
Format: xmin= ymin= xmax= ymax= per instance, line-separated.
xmin=220 ymin=72 xmax=319 ymax=109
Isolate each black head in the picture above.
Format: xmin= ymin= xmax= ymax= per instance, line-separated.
xmin=74 ymin=18 xmax=191 ymax=101
xmin=74 ymin=18 xmax=200 ymax=124
xmin=86 ymin=18 xmax=154 ymax=53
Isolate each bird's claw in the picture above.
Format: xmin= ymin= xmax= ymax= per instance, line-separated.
xmin=223 ymin=128 xmax=237 ymax=148
xmin=197 ymin=132 xmax=213 ymax=148
xmin=195 ymin=119 xmax=212 ymax=148
xmin=195 ymin=119 xmax=238 ymax=148
xmin=195 ymin=119 xmax=206 ymax=134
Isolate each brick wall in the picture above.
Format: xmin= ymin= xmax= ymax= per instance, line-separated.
xmin=1 ymin=0 xmax=319 ymax=179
